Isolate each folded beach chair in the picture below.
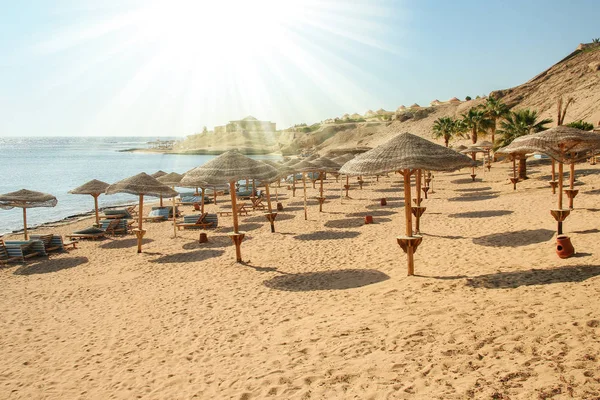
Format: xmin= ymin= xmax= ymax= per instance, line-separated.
xmin=0 ymin=240 xmax=22 ymax=264
xmin=218 ymin=203 xmax=249 ymax=216
xmin=176 ymin=213 xmax=219 ymax=230
xmin=103 ymin=208 xmax=134 ymax=219
xmin=126 ymin=205 xmax=137 ymax=216
xmin=2 ymin=239 xmax=47 ymax=262
xmin=251 ymin=196 xmax=266 ymax=210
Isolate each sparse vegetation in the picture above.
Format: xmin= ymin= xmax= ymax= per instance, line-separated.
xmin=432 ymin=117 xmax=462 ymax=147
xmin=461 ymin=108 xmax=492 ymax=145
xmin=567 ymin=120 xmax=594 ymax=131
xmin=496 ymin=109 xmax=553 ymax=179
xmin=593 ymin=38 xmax=600 ymax=44
xmin=465 ymin=96 xmax=472 ymax=101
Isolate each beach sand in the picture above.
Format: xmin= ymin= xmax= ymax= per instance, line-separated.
xmin=1 ymin=159 xmax=600 ymax=399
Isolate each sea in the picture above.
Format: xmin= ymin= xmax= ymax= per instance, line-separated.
xmin=0 ymin=137 xmax=282 ymax=235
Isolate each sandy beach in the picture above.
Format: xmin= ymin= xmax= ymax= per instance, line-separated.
xmin=1 ymin=159 xmax=600 ymax=399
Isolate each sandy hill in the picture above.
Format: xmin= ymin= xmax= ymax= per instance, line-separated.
xmin=299 ymin=42 xmax=600 ymax=154
xmin=174 ymin=43 xmax=600 ymax=155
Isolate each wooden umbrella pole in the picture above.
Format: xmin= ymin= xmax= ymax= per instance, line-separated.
xmin=292 ymin=174 xmax=296 ymax=197
xmin=201 ymin=188 xmax=205 ymax=213
xmin=229 ymin=181 xmax=243 ymax=262
xmin=22 ymin=208 xmax=28 ymax=240
xmin=159 ymin=194 xmax=163 ymax=207
xmin=319 ymin=171 xmax=324 ymax=212
xmin=93 ymin=194 xmax=100 ymax=226
xmin=345 ymin=175 xmax=349 ymax=197
xmin=403 ymin=170 xmax=414 ymax=276
xmin=568 ymin=160 xmax=575 ymax=209
xmin=415 ymin=169 xmax=422 ymax=233
xmin=302 ymin=172 xmax=308 ymax=220
xmin=171 ymin=187 xmax=177 ymax=237
xmin=213 ymin=187 xmax=217 ymax=205
xmin=252 ymin=179 xmax=256 ymax=200
xmin=245 ymin=178 xmax=249 ymax=190
xmin=230 ymin=182 xmax=239 ymax=233
xmin=265 ymin=184 xmax=275 ymax=233
xmin=137 ymin=194 xmax=144 ymax=253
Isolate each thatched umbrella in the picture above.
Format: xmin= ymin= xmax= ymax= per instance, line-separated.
xmin=0 ymin=189 xmax=58 ymax=240
xmin=261 ymin=160 xmax=291 ymax=204
xmin=478 ymin=140 xmax=494 ymax=170
xmin=461 ymin=146 xmax=485 ymax=181
xmin=106 ymin=173 xmax=177 ymax=253
xmin=311 ymin=157 xmax=341 ymax=212
xmin=69 ymin=179 xmax=110 ymax=226
xmin=151 ymin=171 xmax=168 ymax=207
xmin=504 ymin=126 xmax=600 ymax=234
xmin=157 ymin=172 xmax=183 ymax=238
xmin=292 ymin=159 xmax=318 ymax=220
xmin=332 ymin=153 xmax=356 ymax=198
xmin=339 ymin=133 xmax=474 ymax=276
xmin=180 ymin=151 xmax=278 ymax=261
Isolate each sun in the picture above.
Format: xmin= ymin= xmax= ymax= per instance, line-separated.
xmin=34 ymin=0 xmax=401 ymax=135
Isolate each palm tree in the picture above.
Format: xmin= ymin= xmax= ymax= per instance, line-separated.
xmin=496 ymin=109 xmax=553 ymax=179
xmin=461 ymin=108 xmax=491 ymax=145
xmin=432 ymin=117 xmax=456 ymax=147
xmin=480 ymin=96 xmax=509 ymax=145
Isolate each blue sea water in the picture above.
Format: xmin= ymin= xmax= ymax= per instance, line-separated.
xmin=0 ymin=137 xmax=282 ymax=235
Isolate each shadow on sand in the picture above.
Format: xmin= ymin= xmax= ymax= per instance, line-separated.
xmin=448 ymin=194 xmax=499 ymax=202
xmin=472 ymin=229 xmax=554 ymax=247
xmin=100 ymin=238 xmax=154 ymax=249
xmin=448 ymin=210 xmax=513 ymax=219
xmin=294 ymin=231 xmax=360 ymax=241
xmin=466 ymin=265 xmax=600 ymax=289
xmin=150 ymin=249 xmax=225 ymax=264
xmin=264 ymin=269 xmax=390 ymax=291
xmin=182 ymin=235 xmax=235 ymax=250
xmin=14 ymin=256 xmax=89 ymax=275
xmin=346 ymin=210 xmax=396 ymax=217
xmin=243 ymin=213 xmax=295 ymax=223
xmin=454 ymin=187 xmax=493 ymax=192
xmin=324 ymin=217 xmax=391 ymax=229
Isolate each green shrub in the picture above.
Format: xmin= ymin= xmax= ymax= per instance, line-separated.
xmin=567 ymin=120 xmax=594 ymax=131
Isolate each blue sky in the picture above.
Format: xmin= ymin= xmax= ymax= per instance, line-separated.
xmin=1 ymin=0 xmax=599 ymax=137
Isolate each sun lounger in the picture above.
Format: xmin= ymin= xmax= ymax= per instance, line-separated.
xmin=218 ymin=203 xmax=249 ymax=216
xmin=66 ymin=226 xmax=106 ymax=240
xmin=176 ymin=213 xmax=219 ymax=230
xmin=3 ymin=239 xmax=47 ymax=262
xmin=236 ymin=189 xmax=254 ymax=199
xmin=30 ymin=234 xmax=65 ymax=253
xmin=0 ymin=240 xmax=22 ymax=264
xmin=179 ymin=193 xmax=212 ymax=205
xmin=100 ymin=219 xmax=130 ymax=235
xmin=144 ymin=207 xmax=171 ymax=222
xmin=126 ymin=205 xmax=137 ymax=216
xmin=104 ymin=208 xmax=134 ymax=219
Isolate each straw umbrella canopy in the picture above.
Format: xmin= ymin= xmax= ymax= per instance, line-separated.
xmin=260 ymin=160 xmax=291 ymax=203
xmin=501 ymin=126 xmax=600 ymax=233
xmin=332 ymin=153 xmax=356 ymax=197
xmin=0 ymin=189 xmax=58 ymax=240
xmin=292 ymin=159 xmax=318 ymax=220
xmin=180 ymin=151 xmax=279 ymax=261
xmin=157 ymin=173 xmax=183 ymax=238
xmin=151 ymin=171 xmax=168 ymax=206
xmin=339 ymin=132 xmax=474 ymax=276
xmin=311 ymin=157 xmax=341 ymax=212
xmin=106 ymin=173 xmax=178 ymax=253
xmin=69 ymin=179 xmax=110 ymax=226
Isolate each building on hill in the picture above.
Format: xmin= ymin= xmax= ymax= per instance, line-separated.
xmin=448 ymin=97 xmax=461 ymax=103
xmin=430 ymin=99 xmax=442 ymax=106
xmin=214 ymin=116 xmax=276 ymax=134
